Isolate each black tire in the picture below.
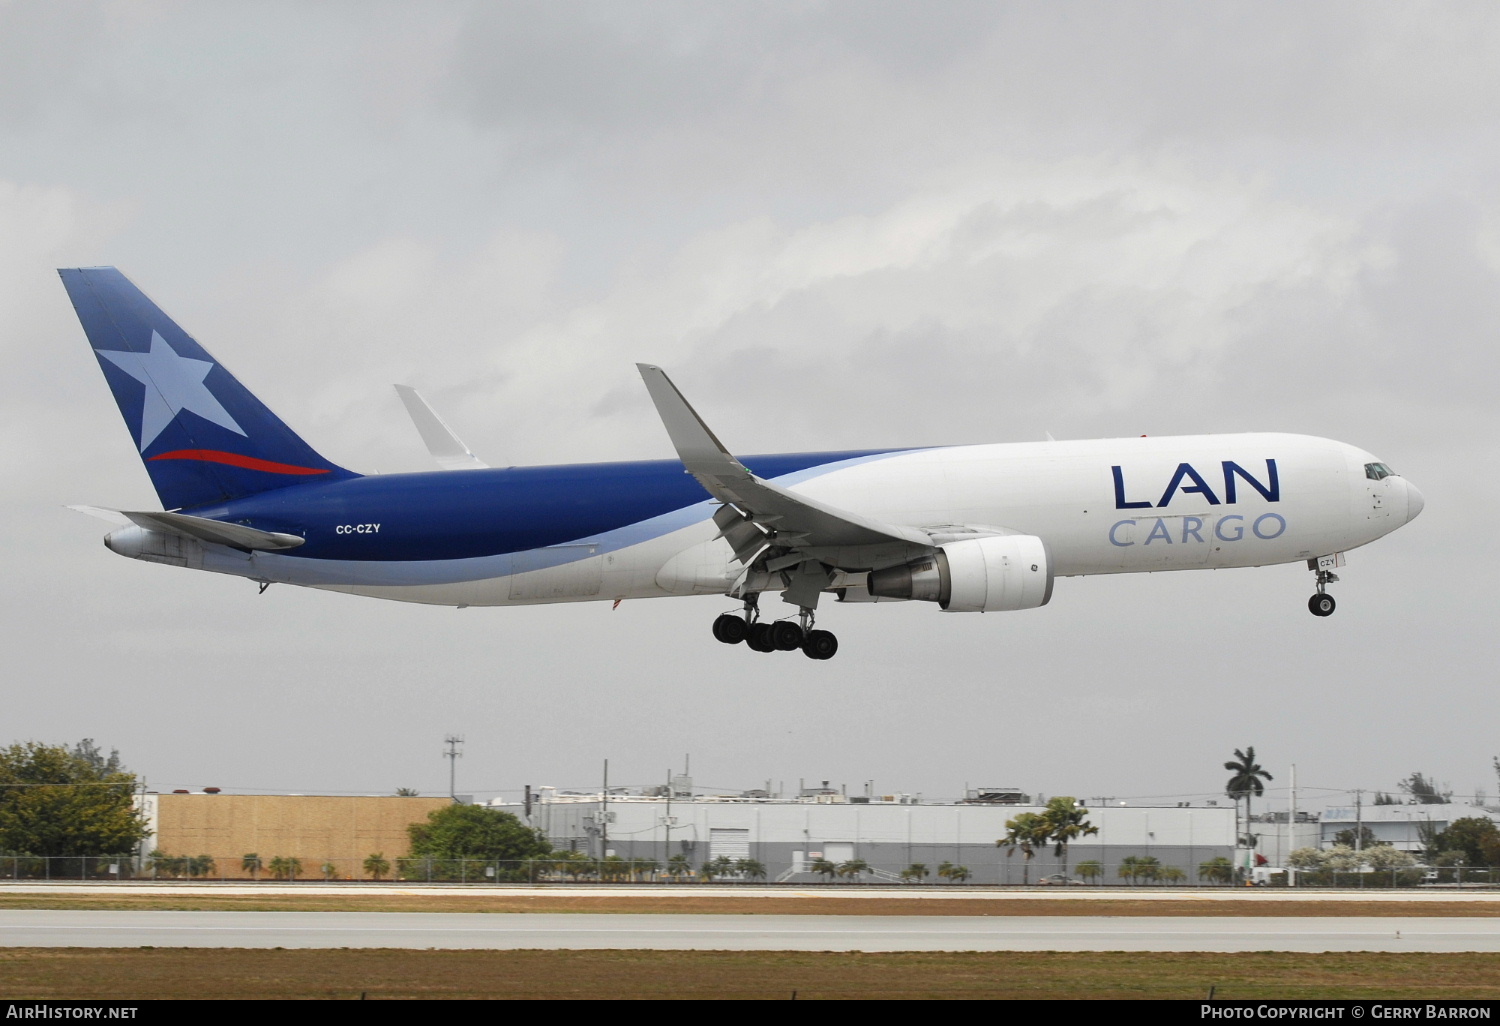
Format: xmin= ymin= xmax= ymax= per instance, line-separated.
xmin=1308 ymin=594 xmax=1336 ymax=617
xmin=712 ymin=613 xmax=748 ymax=645
xmin=802 ymin=629 xmax=839 ymax=660
xmin=746 ymin=622 xmax=776 ymax=652
xmin=769 ymin=621 xmax=804 ymax=651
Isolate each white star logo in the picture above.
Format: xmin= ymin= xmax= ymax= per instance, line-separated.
xmin=98 ymin=331 xmax=247 ymax=451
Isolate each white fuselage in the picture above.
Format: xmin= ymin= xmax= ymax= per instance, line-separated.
xmin=228 ymin=431 xmax=1415 ymax=608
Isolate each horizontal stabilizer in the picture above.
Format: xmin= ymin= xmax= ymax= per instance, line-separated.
xmin=66 ymin=504 xmax=131 ymax=525
xmin=394 ymin=385 xmax=488 ymax=471
xmin=121 ymin=510 xmax=305 ymax=551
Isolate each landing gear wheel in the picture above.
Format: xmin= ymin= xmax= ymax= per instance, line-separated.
xmin=746 ymin=622 xmax=777 ymax=652
xmin=801 ymin=629 xmax=839 ymax=660
xmin=712 ymin=613 xmax=748 ymax=645
xmin=1308 ymin=593 xmax=1336 ymax=617
xmin=769 ymin=621 xmax=804 ymax=651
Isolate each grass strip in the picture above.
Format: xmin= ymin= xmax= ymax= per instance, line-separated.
xmin=3 ymin=948 xmax=1500 ymax=1000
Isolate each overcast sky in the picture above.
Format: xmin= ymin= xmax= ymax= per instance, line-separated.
xmin=2 ymin=1 xmax=1496 ymax=811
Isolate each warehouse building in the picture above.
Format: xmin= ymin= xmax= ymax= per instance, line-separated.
xmin=138 ymin=792 xmax=451 ymax=878
xmin=528 ymin=787 xmax=1236 ymax=884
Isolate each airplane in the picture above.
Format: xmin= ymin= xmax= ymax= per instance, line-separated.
xmin=60 ymin=267 xmax=1423 ymax=660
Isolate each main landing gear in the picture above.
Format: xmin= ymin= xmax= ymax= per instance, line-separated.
xmin=1307 ymin=556 xmax=1340 ymax=617
xmin=712 ymin=599 xmax=839 ymax=660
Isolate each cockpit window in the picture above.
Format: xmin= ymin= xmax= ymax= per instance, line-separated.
xmin=1365 ymin=462 xmax=1395 ymax=481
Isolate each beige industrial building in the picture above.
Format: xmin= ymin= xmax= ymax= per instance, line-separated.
xmin=138 ymin=793 xmax=450 ymax=878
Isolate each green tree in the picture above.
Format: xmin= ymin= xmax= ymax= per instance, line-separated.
xmin=0 ymin=740 xmax=147 ymax=857
xmin=1432 ymin=817 xmax=1500 ymax=867
xmin=241 ymin=853 xmax=263 ymax=880
xmin=188 ymin=855 xmax=215 ymax=879
xmin=700 ymin=855 xmax=734 ymax=881
xmin=363 ymin=853 xmax=390 ymax=881
xmin=1075 ymin=860 xmax=1103 ymax=884
xmin=1334 ymin=826 xmax=1379 ymax=849
xmin=1039 ymin=797 xmax=1098 ymax=880
xmin=1224 ymin=747 xmax=1273 ymax=845
xmin=665 ymin=853 xmax=693 ymax=881
xmin=599 ymin=855 xmax=631 ymax=882
xmin=1119 ymin=855 xmax=1161 ymax=885
xmin=321 ymin=861 xmax=338 ymax=881
xmin=1159 ymin=865 xmax=1186 ymax=886
xmin=900 ymin=863 xmax=929 ymax=883
xmin=735 ymin=858 xmax=767 ymax=881
xmin=268 ymin=855 xmax=301 ymax=881
xmin=998 ymin=811 xmax=1050 ymax=884
xmin=406 ymin=803 xmax=551 ymax=873
xmin=1198 ymin=856 xmax=1235 ymax=885
xmin=810 ymin=857 xmax=838 ymax=881
xmin=937 ymin=862 xmax=971 ymax=883
xmin=1398 ymin=773 xmax=1450 ymax=805
xmin=836 ymin=858 xmax=870 ymax=882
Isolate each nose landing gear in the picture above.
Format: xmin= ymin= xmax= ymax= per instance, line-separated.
xmin=1307 ymin=555 xmax=1342 ymax=617
xmin=709 ymin=598 xmax=839 ymax=658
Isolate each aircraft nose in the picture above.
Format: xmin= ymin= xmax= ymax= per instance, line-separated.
xmin=1405 ymin=480 xmax=1425 ymax=522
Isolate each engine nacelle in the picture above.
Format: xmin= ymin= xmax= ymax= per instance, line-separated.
xmin=866 ymin=534 xmax=1052 ymax=612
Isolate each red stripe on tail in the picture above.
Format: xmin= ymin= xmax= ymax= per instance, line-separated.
xmin=148 ymin=449 xmax=331 ymax=475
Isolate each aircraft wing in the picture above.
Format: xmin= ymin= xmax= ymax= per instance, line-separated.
xmin=637 ymin=365 xmax=932 ymax=603
xmin=394 ymin=385 xmax=488 ymax=471
xmin=121 ymin=510 xmax=306 ymax=551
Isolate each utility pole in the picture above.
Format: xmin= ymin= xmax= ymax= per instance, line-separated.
xmin=1355 ymin=789 xmax=1364 ymax=890
xmin=1289 ymin=763 xmax=1297 ymax=888
xmin=601 ymin=759 xmax=610 ymax=860
xmin=444 ymin=735 xmax=464 ymax=802
xmin=664 ymin=767 xmax=672 ymax=868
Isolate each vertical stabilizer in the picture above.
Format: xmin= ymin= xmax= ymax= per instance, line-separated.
xmin=60 ymin=267 xmax=357 ymax=510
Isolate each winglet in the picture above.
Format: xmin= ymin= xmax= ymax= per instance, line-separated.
xmin=394 ymin=385 xmax=488 ymax=471
xmin=635 ymin=364 xmax=748 ymax=481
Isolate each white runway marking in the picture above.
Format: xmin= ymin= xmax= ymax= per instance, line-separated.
xmin=3 ymin=911 xmax=1500 ymax=952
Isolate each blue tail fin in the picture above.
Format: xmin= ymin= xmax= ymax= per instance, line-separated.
xmin=60 ymin=267 xmax=358 ymax=510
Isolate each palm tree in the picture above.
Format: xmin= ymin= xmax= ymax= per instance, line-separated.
xmin=810 ymin=857 xmax=838 ymax=882
xmin=1119 ymin=855 xmax=1162 ymax=885
xmin=901 ymin=863 xmax=929 ymax=883
xmin=1075 ymin=860 xmax=1103 ymax=884
xmin=1198 ymin=856 xmax=1234 ymax=886
xmin=1040 ymin=797 xmax=1099 ymax=881
xmin=700 ymin=855 xmax=735 ymax=882
xmin=735 ymin=858 xmax=767 ymax=881
xmin=1160 ymin=865 xmax=1186 ymax=886
xmin=835 ymin=858 xmax=869 ymax=883
xmin=1225 ymin=746 xmax=1274 ymax=846
xmin=998 ymin=811 xmax=1050 ymax=884
xmin=942 ymin=864 xmax=971 ymax=883
xmin=363 ymin=853 xmax=390 ymax=881
xmin=665 ymin=853 xmax=693 ymax=881
xmin=321 ymin=862 xmax=338 ymax=881
xmin=241 ymin=853 xmax=263 ymax=881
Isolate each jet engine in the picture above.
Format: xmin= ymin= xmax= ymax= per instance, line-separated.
xmin=866 ymin=534 xmax=1052 ymax=612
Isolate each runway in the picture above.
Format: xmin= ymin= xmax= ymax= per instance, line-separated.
xmin=4 ymin=910 xmax=1500 ymax=952
xmin=7 ymin=882 xmax=1500 ymax=903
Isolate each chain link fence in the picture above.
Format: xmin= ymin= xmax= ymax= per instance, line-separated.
xmin=2 ymin=854 xmax=1494 ymax=887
